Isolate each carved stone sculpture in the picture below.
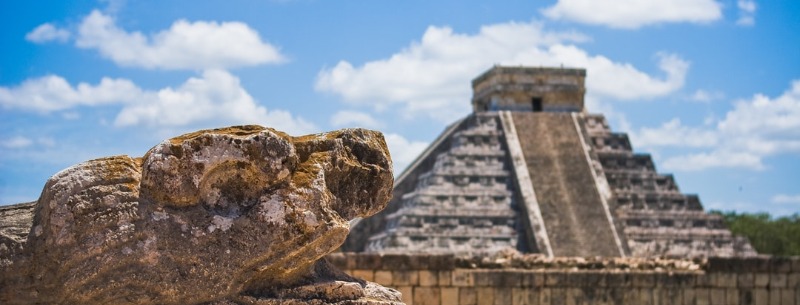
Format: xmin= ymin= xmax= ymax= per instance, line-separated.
xmin=0 ymin=125 xmax=402 ymax=305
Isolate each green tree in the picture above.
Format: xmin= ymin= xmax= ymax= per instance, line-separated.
xmin=711 ymin=211 xmax=800 ymax=256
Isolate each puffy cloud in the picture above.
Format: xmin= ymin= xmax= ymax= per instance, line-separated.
xmin=541 ymin=0 xmax=723 ymax=29
xmin=383 ymin=133 xmax=429 ymax=174
xmin=662 ymin=151 xmax=763 ymax=171
xmin=736 ymin=0 xmax=757 ymax=26
xmin=631 ymin=118 xmax=718 ymax=148
xmin=26 ymin=23 xmax=71 ymax=43
xmin=114 ymin=70 xmax=315 ymax=134
xmin=330 ymin=110 xmax=383 ymax=129
xmin=0 ymin=75 xmax=141 ymax=112
xmin=0 ymin=71 xmax=315 ymax=135
xmin=738 ymin=0 xmax=757 ymax=13
xmin=717 ymin=81 xmax=800 ymax=140
xmin=75 ymin=10 xmax=284 ymax=70
xmin=582 ymin=52 xmax=688 ymax=100
xmin=316 ymin=21 xmax=687 ymax=122
xmin=637 ymin=80 xmax=800 ymax=171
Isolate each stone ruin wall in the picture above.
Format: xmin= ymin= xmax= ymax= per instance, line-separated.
xmin=471 ymin=67 xmax=586 ymax=113
xmin=327 ymin=253 xmax=800 ymax=305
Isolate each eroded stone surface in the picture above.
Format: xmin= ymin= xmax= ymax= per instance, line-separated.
xmin=0 ymin=125 xmax=400 ymax=305
xmin=0 ymin=202 xmax=35 ymax=267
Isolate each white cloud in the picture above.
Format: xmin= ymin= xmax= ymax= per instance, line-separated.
xmin=736 ymin=16 xmax=755 ymax=26
xmin=718 ymin=81 xmax=800 ymax=147
xmin=662 ymin=151 xmax=763 ymax=171
xmin=631 ymin=118 xmax=718 ymax=148
xmin=736 ymin=0 xmax=757 ymax=26
xmin=583 ymin=52 xmax=688 ymax=100
xmin=1 ymin=136 xmax=34 ymax=149
xmin=316 ymin=21 xmax=688 ymax=122
xmin=0 ymin=136 xmax=56 ymax=149
xmin=738 ymin=0 xmax=757 ymax=13
xmin=689 ymin=89 xmax=724 ymax=103
xmin=330 ymin=110 xmax=383 ymax=129
xmin=383 ymin=133 xmax=429 ymax=174
xmin=0 ymin=70 xmax=315 ymax=135
xmin=541 ymin=0 xmax=723 ymax=29
xmin=100 ymin=0 xmax=126 ymax=14
xmin=75 ymin=10 xmax=284 ymax=70
xmin=113 ymin=70 xmax=316 ymax=134
xmin=639 ymin=80 xmax=800 ymax=171
xmin=0 ymin=74 xmax=141 ymax=112
xmin=26 ymin=23 xmax=71 ymax=43
xmin=772 ymin=194 xmax=800 ymax=205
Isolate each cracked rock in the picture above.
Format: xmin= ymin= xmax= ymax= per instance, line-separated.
xmin=0 ymin=125 xmax=402 ymax=305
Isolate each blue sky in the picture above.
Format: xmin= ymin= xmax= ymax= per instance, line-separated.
xmin=1 ymin=0 xmax=798 ymax=216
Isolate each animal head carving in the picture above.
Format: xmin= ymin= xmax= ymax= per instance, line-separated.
xmin=26 ymin=126 xmax=393 ymax=304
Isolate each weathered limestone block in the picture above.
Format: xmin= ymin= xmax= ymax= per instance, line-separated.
xmin=0 ymin=202 xmax=35 ymax=266
xmin=0 ymin=125 xmax=402 ymax=305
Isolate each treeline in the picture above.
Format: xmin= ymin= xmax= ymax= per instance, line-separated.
xmin=711 ymin=211 xmax=800 ymax=256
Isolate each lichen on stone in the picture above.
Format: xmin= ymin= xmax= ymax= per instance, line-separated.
xmin=0 ymin=125 xmax=401 ymax=305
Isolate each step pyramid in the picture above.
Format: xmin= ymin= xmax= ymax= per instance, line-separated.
xmin=344 ymin=66 xmax=755 ymax=258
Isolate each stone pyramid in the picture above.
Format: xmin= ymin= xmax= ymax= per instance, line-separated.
xmin=344 ymin=66 xmax=756 ymax=258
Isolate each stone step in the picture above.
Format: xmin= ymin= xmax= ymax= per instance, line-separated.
xmin=363 ymin=113 xmax=525 ymax=254
xmin=512 ymin=112 xmax=622 ymax=257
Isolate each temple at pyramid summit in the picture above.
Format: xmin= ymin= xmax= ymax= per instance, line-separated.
xmin=343 ymin=66 xmax=756 ymax=258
